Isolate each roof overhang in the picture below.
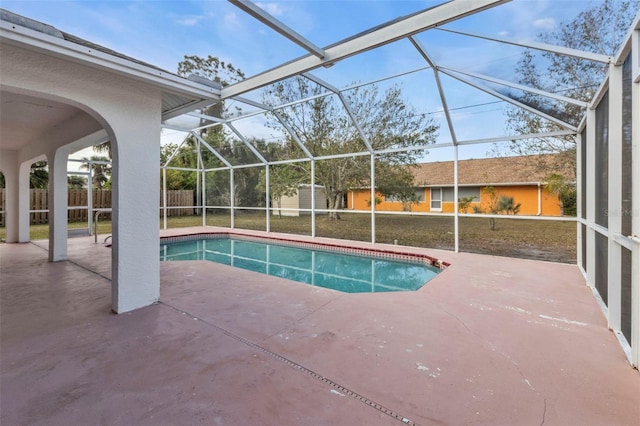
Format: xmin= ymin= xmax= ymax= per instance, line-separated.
xmin=0 ymin=12 xmax=220 ymax=121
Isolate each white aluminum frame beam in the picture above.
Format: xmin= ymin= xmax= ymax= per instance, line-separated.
xmin=457 ymin=130 xmax=577 ymax=146
xmin=226 ymin=122 xmax=268 ymax=164
xmin=187 ymin=111 xmax=226 ymax=124
xmin=214 ymin=96 xmax=316 ymax=160
xmin=435 ymin=27 xmax=612 ymax=64
xmin=226 ymin=96 xmax=315 ymax=159
xmin=161 ymin=135 xmax=189 ymax=167
xmin=221 ymin=0 xmax=510 ymax=99
xmin=195 ymin=91 xmax=332 ymax=131
xmin=304 ymin=72 xmax=375 ymax=153
xmin=341 ymin=65 xmax=432 ymax=92
xmin=228 ymin=0 xmax=325 ymax=59
xmin=612 ymin=12 xmax=640 ymax=65
xmin=409 ymin=37 xmax=458 ymax=144
xmin=439 ymin=65 xmax=589 ymax=107
xmin=630 ymin=24 xmax=640 ymax=368
xmin=440 ymin=69 xmax=577 ymax=131
xmin=161 ymin=123 xmax=193 ymax=134
xmin=408 ymin=35 xmax=460 ymax=252
xmin=191 ymin=132 xmax=234 ymax=168
xmin=271 ymin=110 xmax=315 ymax=159
xmin=233 ymin=96 xmax=274 ymax=110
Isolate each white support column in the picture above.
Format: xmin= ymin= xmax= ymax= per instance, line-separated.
xmin=201 ymin=168 xmax=206 ymax=227
xmin=18 ymin=161 xmax=31 ymax=242
xmin=47 ymin=147 xmax=69 ymax=262
xmin=586 ymin=107 xmax=597 ymax=288
xmin=110 ymin=120 xmax=161 ymax=314
xmin=630 ymin=28 xmax=640 ymax=367
xmin=608 ymin=63 xmax=623 ymax=331
xmin=162 ymin=167 xmax=167 ymax=230
xmin=196 ymin=139 xmax=201 ymax=217
xmin=575 ymin=133 xmax=583 ymax=269
xmin=0 ymin=151 xmax=19 ymax=242
xmin=87 ymin=166 xmax=93 ymax=234
xmin=311 ymin=160 xmax=316 ymax=238
xmin=265 ymin=165 xmax=270 ymax=232
xmin=370 ymin=155 xmax=376 ymax=244
xmin=230 ymin=169 xmax=235 ymax=229
xmin=454 ymin=145 xmax=459 ymax=253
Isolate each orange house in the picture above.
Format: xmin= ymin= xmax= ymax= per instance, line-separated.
xmin=347 ymin=154 xmax=574 ymax=216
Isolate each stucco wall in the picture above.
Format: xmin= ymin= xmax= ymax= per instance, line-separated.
xmin=1 ymin=42 xmax=163 ymax=313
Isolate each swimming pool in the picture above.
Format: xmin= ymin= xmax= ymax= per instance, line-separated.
xmin=160 ymin=235 xmax=442 ymax=293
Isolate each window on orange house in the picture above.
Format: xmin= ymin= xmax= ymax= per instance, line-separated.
xmin=385 ymin=189 xmax=425 ymax=203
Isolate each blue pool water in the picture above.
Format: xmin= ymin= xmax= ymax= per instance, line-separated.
xmin=160 ymin=237 xmax=440 ymax=293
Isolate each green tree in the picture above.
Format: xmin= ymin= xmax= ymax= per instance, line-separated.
xmin=178 ymin=55 xmax=245 ymax=86
xmin=366 ymin=196 xmax=382 ymax=207
xmin=263 ymin=76 xmax=438 ymax=219
xmin=502 ymin=0 xmax=638 ymax=176
xmin=458 ymin=196 xmax=476 ymax=213
xmin=80 ymin=156 xmax=112 ymax=189
xmin=544 ymin=173 xmax=576 ymax=216
xmin=174 ymin=56 xmax=251 ymax=211
xmin=476 ymin=186 xmax=520 ymax=230
xmin=161 ymin=143 xmax=198 ymax=190
xmin=29 ymin=161 xmax=49 ymax=189
xmin=374 ymin=164 xmax=422 ymax=212
xmin=177 ymin=55 xmax=246 ymax=136
xmin=94 ymin=141 xmax=112 ymax=160
xmin=257 ymin=164 xmax=306 ymax=217
xmin=67 ymin=175 xmax=87 ymax=189
xmin=497 ymin=195 xmax=521 ymax=216
xmin=0 ymin=163 xmax=49 ymax=189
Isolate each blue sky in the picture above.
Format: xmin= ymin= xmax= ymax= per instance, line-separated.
xmin=3 ymin=0 xmax=598 ymax=163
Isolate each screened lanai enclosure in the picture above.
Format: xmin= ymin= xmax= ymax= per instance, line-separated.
xmin=1 ymin=0 xmax=639 ymax=369
xmin=157 ymin=1 xmax=640 ymax=366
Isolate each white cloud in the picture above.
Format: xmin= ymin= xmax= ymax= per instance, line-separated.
xmin=177 ymin=15 xmax=204 ymax=26
xmin=533 ymin=17 xmax=556 ymax=30
xmin=256 ymin=2 xmax=284 ymax=17
xmin=224 ymin=11 xmax=240 ymax=28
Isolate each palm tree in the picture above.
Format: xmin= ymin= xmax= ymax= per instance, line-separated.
xmin=67 ymin=175 xmax=87 ymax=189
xmin=29 ymin=161 xmax=49 ymax=189
xmin=94 ymin=141 xmax=112 ymax=160
xmin=0 ymin=162 xmax=49 ymax=189
xmin=80 ymin=156 xmax=112 ymax=189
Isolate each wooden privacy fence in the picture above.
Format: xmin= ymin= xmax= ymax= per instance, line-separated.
xmin=0 ymin=189 xmax=194 ymax=225
xmin=164 ymin=190 xmax=194 ymax=217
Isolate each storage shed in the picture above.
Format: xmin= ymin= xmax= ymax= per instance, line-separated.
xmin=272 ymin=185 xmax=326 ymax=217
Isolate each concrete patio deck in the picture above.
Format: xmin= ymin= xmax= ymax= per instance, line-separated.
xmin=1 ymin=227 xmax=638 ymax=425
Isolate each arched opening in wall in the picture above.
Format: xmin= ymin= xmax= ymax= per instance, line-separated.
xmin=0 ymin=88 xmax=109 ymax=245
xmin=66 ymin=143 xmax=113 ymax=239
xmin=0 ymin=155 xmax=50 ymax=242
xmin=24 ymin=157 xmax=50 ymax=238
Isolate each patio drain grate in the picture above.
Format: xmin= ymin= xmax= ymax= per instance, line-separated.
xmin=161 ymin=302 xmax=417 ymax=426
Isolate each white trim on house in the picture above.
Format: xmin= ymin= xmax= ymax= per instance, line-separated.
xmin=430 ymin=187 xmax=442 ymax=212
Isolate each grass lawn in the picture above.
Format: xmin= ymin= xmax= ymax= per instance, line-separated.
xmin=208 ymin=212 xmax=576 ymax=263
xmin=0 ymin=212 xmax=577 ymax=263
